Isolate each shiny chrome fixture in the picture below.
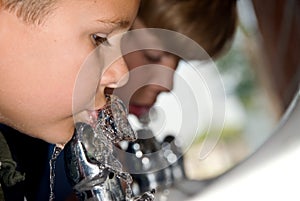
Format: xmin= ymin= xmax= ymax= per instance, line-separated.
xmin=64 ymin=95 xmax=155 ymax=201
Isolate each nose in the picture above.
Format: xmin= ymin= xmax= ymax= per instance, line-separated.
xmin=100 ymin=57 xmax=129 ymax=89
xmin=153 ymin=54 xmax=179 ymax=92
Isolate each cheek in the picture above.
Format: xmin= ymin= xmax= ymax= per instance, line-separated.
xmin=6 ymin=43 xmax=97 ymax=120
xmin=72 ymin=49 xmax=106 ymax=112
xmin=5 ymin=58 xmax=77 ymax=120
xmin=124 ymin=51 xmax=148 ymax=70
xmin=39 ymin=40 xmax=105 ymax=114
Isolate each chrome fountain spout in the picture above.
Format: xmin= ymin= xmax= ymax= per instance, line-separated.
xmin=64 ymin=95 xmax=155 ymax=201
xmin=125 ymin=108 xmax=186 ymax=196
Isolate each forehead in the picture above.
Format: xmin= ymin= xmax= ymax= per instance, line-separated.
xmin=55 ymin=0 xmax=139 ymax=24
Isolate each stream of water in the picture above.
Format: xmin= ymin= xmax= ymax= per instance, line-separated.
xmin=49 ymin=145 xmax=63 ymax=201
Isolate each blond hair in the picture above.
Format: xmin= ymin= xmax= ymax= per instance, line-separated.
xmin=0 ymin=0 xmax=57 ymax=24
xmin=138 ymin=0 xmax=237 ymax=58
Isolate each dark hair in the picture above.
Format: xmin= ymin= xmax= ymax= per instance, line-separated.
xmin=0 ymin=0 xmax=57 ymax=25
xmin=138 ymin=0 xmax=238 ymax=58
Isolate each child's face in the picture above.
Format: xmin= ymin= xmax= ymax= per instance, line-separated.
xmin=114 ymin=18 xmax=179 ymax=117
xmin=0 ymin=0 xmax=139 ymax=144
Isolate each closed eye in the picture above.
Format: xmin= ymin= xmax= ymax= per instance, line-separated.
xmin=91 ymin=33 xmax=111 ymax=47
xmin=143 ymin=51 xmax=162 ymax=63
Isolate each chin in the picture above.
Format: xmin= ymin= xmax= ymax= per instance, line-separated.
xmin=27 ymin=120 xmax=75 ymax=146
xmin=39 ymin=127 xmax=74 ymax=145
xmin=1 ymin=115 xmax=75 ymax=145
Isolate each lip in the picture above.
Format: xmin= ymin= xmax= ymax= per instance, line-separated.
xmin=129 ymin=104 xmax=152 ymax=118
xmin=73 ymin=99 xmax=107 ymax=125
xmin=84 ymin=93 xmax=109 ymax=114
xmin=86 ymin=109 xmax=99 ymax=125
xmin=81 ymin=94 xmax=117 ymax=126
xmin=84 ymin=99 xmax=109 ymax=126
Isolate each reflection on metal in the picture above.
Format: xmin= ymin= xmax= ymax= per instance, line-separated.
xmin=124 ymin=110 xmax=187 ymax=198
xmin=64 ymin=95 xmax=155 ymax=201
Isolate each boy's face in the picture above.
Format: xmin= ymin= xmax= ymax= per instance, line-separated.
xmin=0 ymin=0 xmax=139 ymax=145
xmin=113 ymin=18 xmax=179 ymax=117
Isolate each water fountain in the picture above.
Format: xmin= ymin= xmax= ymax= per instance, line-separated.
xmin=63 ymin=95 xmax=155 ymax=201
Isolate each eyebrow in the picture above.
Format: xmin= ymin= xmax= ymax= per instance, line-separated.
xmin=96 ymin=19 xmax=131 ymax=29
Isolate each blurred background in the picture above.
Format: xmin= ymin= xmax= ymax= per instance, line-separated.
xmin=131 ymin=0 xmax=299 ymax=181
